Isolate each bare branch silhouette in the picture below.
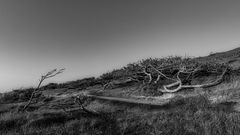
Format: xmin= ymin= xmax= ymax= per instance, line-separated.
xmin=160 ymin=67 xmax=228 ymax=93
xmin=138 ymin=61 xmax=228 ymax=93
xmin=22 ymin=68 xmax=65 ymax=111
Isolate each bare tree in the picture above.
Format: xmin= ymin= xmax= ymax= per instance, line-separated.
xmin=162 ymin=67 xmax=228 ymax=93
xmin=142 ymin=63 xmax=228 ymax=93
xmin=22 ymin=68 xmax=65 ymax=111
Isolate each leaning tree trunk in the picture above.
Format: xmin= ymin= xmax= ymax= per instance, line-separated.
xmin=22 ymin=78 xmax=44 ymax=111
xmin=21 ymin=68 xmax=65 ymax=111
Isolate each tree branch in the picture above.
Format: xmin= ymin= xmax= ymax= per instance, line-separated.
xmin=22 ymin=68 xmax=65 ymax=111
xmin=159 ymin=68 xmax=228 ymax=93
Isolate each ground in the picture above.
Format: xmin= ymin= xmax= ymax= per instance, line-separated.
xmin=1 ymin=47 xmax=240 ymax=135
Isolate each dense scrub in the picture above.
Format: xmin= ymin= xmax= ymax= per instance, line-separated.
xmin=100 ymin=56 xmax=232 ymax=96
xmin=101 ymin=56 xmax=229 ymax=80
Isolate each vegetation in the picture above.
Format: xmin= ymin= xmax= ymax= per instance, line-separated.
xmin=22 ymin=68 xmax=65 ymax=111
xmin=1 ymin=48 xmax=240 ymax=135
xmin=100 ymin=56 xmax=231 ymax=96
xmin=1 ymin=94 xmax=240 ymax=135
xmin=0 ymin=88 xmax=35 ymax=103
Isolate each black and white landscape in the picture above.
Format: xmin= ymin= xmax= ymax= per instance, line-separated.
xmin=1 ymin=1 xmax=240 ymax=135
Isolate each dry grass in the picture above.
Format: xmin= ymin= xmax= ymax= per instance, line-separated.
xmin=1 ymin=54 xmax=240 ymax=134
xmin=1 ymin=93 xmax=240 ymax=135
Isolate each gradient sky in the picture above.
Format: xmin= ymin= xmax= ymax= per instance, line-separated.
xmin=1 ymin=0 xmax=240 ymax=92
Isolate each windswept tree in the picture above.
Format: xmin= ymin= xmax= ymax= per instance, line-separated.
xmin=22 ymin=68 xmax=65 ymax=111
xmin=139 ymin=58 xmax=229 ymax=93
xmin=100 ymin=57 xmax=230 ymax=94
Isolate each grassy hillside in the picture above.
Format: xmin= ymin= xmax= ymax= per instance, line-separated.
xmin=1 ymin=47 xmax=240 ymax=135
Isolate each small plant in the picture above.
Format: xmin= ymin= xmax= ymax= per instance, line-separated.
xmin=73 ymin=94 xmax=97 ymax=115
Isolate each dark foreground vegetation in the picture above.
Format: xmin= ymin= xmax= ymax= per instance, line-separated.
xmin=1 ymin=94 xmax=240 ymax=135
xmin=1 ymin=47 xmax=240 ymax=135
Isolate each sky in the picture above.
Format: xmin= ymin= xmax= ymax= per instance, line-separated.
xmin=1 ymin=0 xmax=240 ymax=92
